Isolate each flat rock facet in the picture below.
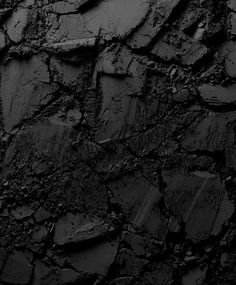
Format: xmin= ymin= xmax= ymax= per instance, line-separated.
xmin=0 ymin=251 xmax=33 ymax=285
xmin=163 ymin=170 xmax=226 ymax=242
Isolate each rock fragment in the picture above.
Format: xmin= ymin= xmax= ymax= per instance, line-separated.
xmin=133 ymin=186 xmax=168 ymax=240
xmin=95 ymin=45 xmax=133 ymax=76
xmin=0 ymin=31 xmax=6 ymax=50
xmin=95 ymin=73 xmax=145 ymax=141
xmin=50 ymin=57 xmax=93 ymax=87
xmin=11 ymin=205 xmax=34 ymax=220
xmin=127 ymin=0 xmax=184 ymax=49
xmin=0 ymin=247 xmax=8 ymax=271
xmin=5 ymin=5 xmax=29 ymax=43
xmin=33 ymin=260 xmax=81 ymax=285
xmin=121 ymin=231 xmax=162 ymax=259
xmin=46 ymin=0 xmax=149 ymax=42
xmin=181 ymin=42 xmax=209 ymax=66
xmin=152 ymin=38 xmax=208 ymax=66
xmin=55 ymin=217 xmax=116 ymax=247
xmin=222 ymin=41 xmax=236 ymax=77
xmin=32 ymin=226 xmax=48 ymax=243
xmin=108 ymin=171 xmax=153 ymax=221
xmin=230 ymin=12 xmax=236 ymax=35
xmin=211 ymin=192 xmax=234 ymax=235
xmin=163 ymin=170 xmax=226 ymax=242
xmin=32 ymin=260 xmax=51 ymax=285
xmin=44 ymin=37 xmax=97 ymax=54
xmin=173 ymin=88 xmax=192 ymax=103
xmin=70 ymin=239 xmax=119 ymax=276
xmin=54 ymin=213 xmax=90 ymax=246
xmin=0 ymin=56 xmax=56 ymax=132
xmin=228 ymin=0 xmax=236 ymax=12
xmin=34 ymin=207 xmax=51 ymax=223
xmin=115 ymin=248 xmax=148 ymax=277
xmin=48 ymin=1 xmax=80 ymax=14
xmin=0 ymin=251 xmax=33 ymax=285
xmin=182 ymin=266 xmax=207 ymax=285
xmin=198 ymin=84 xmax=236 ymax=107
xmin=182 ymin=112 xmax=236 ymax=152
xmin=226 ymin=145 xmax=236 ymax=170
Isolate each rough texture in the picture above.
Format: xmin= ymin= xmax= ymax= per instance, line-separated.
xmin=0 ymin=0 xmax=236 ymax=284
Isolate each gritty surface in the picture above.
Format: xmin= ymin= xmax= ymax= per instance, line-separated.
xmin=0 ymin=0 xmax=236 ymax=284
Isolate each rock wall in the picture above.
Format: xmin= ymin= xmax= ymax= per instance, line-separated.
xmin=0 ymin=0 xmax=236 ymax=284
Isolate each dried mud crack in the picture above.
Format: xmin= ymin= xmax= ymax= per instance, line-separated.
xmin=0 ymin=0 xmax=236 ymax=284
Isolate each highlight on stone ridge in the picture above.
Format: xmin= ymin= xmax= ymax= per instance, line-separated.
xmin=0 ymin=0 xmax=235 ymax=284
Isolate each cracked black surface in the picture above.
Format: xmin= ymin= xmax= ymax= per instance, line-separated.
xmin=0 ymin=0 xmax=236 ymax=284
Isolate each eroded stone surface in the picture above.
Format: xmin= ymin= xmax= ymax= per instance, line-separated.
xmin=198 ymin=84 xmax=236 ymax=107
